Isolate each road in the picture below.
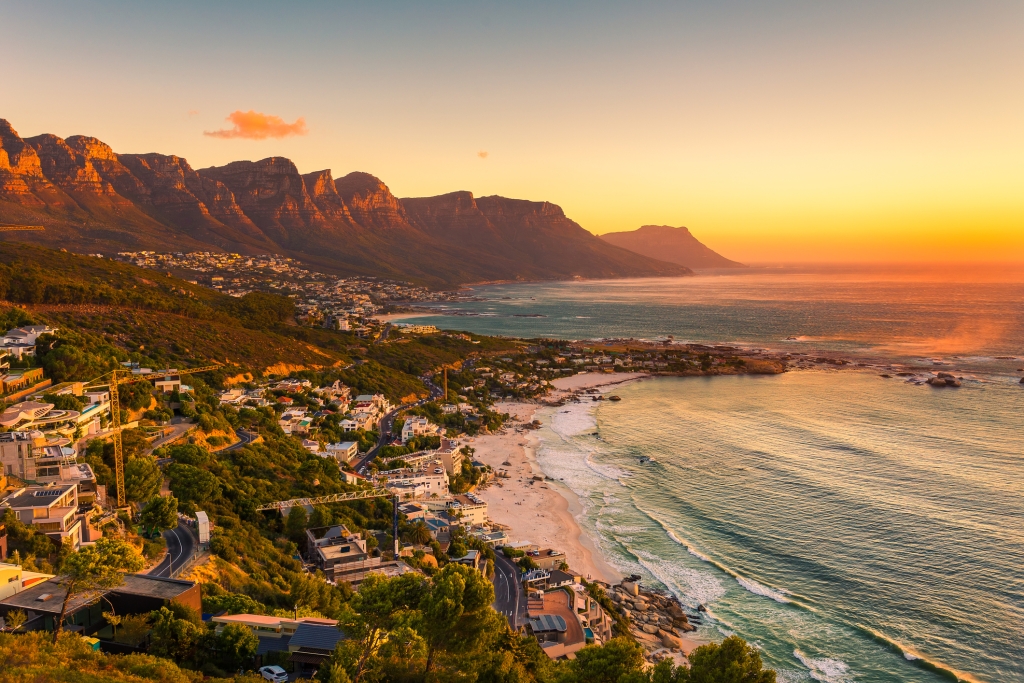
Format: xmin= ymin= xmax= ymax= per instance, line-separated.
xmin=148 ymin=521 xmax=196 ymax=578
xmin=222 ymin=428 xmax=258 ymax=452
xmin=492 ymin=552 xmax=524 ymax=628
xmin=352 ymin=373 xmax=445 ymax=471
xmin=146 ymin=419 xmax=194 ymax=453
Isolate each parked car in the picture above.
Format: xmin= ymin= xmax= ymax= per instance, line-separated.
xmin=259 ymin=665 xmax=288 ymax=682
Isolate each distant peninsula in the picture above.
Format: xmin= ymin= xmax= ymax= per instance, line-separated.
xmin=600 ymin=225 xmax=745 ymax=269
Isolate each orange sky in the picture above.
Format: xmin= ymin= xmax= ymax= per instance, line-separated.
xmin=4 ymin=2 xmax=1022 ymax=264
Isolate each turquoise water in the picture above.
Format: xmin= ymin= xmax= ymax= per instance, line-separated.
xmin=535 ymin=372 xmax=1023 ymax=683
xmin=400 ymin=269 xmax=1024 ymax=681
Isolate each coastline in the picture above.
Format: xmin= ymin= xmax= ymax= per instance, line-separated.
xmin=469 ymin=372 xmax=650 ymax=585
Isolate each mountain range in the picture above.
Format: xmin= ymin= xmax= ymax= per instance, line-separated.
xmin=0 ymin=119 xmax=693 ymax=287
xmin=600 ymin=225 xmax=745 ymax=269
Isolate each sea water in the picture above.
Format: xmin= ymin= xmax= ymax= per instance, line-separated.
xmin=536 ymin=372 xmax=1022 ymax=682
xmin=398 ymin=267 xmax=1024 ymax=682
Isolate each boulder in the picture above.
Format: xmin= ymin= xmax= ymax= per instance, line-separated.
xmin=675 ymin=622 xmax=697 ymax=633
xmin=660 ymin=630 xmax=684 ymax=649
xmin=621 ymin=581 xmax=640 ymax=596
xmin=619 ymin=608 xmax=631 ymax=619
xmin=642 ymin=624 xmax=660 ymax=635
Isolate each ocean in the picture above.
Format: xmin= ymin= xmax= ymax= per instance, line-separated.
xmin=398 ymin=267 xmax=1024 ymax=682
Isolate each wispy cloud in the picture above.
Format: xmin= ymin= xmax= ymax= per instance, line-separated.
xmin=204 ymin=110 xmax=308 ymax=140
xmin=478 ymin=150 xmax=489 ymax=159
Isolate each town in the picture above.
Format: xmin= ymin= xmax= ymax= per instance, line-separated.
xmin=0 ymin=317 xmax=739 ymax=679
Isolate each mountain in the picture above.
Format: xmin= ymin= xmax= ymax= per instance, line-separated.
xmin=0 ymin=119 xmax=690 ymax=286
xmin=599 ymin=225 xmax=745 ymax=269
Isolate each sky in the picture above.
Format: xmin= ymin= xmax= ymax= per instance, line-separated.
xmin=3 ymin=0 xmax=1023 ymax=264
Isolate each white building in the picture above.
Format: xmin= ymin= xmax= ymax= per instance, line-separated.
xmin=401 ymin=416 xmax=441 ymax=444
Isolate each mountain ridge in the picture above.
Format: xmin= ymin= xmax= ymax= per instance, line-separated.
xmin=0 ymin=119 xmax=690 ymax=287
xmin=600 ymin=224 xmax=745 ymax=269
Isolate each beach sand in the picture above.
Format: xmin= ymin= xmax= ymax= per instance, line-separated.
xmin=467 ymin=373 xmax=649 ymax=585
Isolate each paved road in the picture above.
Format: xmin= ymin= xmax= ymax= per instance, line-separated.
xmin=147 ymin=419 xmax=195 ymax=453
xmin=222 ymin=428 xmax=258 ymax=452
xmin=352 ymin=373 xmax=444 ymax=471
xmin=149 ymin=522 xmax=196 ymax=578
xmin=492 ymin=552 xmax=524 ymax=628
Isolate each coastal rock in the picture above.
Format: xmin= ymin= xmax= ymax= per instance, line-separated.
xmin=621 ymin=581 xmax=640 ymax=596
xmin=642 ymin=624 xmax=660 ymax=635
xmin=675 ymin=622 xmax=697 ymax=634
xmin=660 ymin=630 xmax=683 ymax=649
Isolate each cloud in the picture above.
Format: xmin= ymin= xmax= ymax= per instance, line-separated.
xmin=478 ymin=150 xmax=488 ymax=159
xmin=187 ymin=109 xmax=199 ymax=117
xmin=204 ymin=110 xmax=308 ymax=140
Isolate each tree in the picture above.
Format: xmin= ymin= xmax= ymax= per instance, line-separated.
xmin=290 ymin=571 xmax=352 ymax=619
xmin=215 ymin=622 xmax=258 ymax=671
xmin=116 ymin=613 xmax=152 ymax=647
xmin=167 ymin=463 xmax=220 ymax=507
xmin=562 ymin=637 xmax=648 ymax=683
xmin=52 ymin=537 xmax=145 ymax=642
xmin=418 ymin=563 xmax=495 ymax=676
xmin=4 ymin=609 xmax=27 ymax=632
xmin=320 ymin=572 xmax=426 ymax=683
xmin=123 ymin=457 xmax=162 ymax=503
xmin=407 ymin=520 xmax=432 ymax=546
xmin=285 ymin=505 xmax=308 ymax=543
xmin=141 ymin=495 xmax=179 ymax=533
xmin=149 ymin=606 xmax=204 ymax=663
xmin=165 ymin=443 xmax=210 ymax=466
xmin=680 ymin=636 xmax=776 ymax=683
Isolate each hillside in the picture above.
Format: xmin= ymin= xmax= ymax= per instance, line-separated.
xmin=0 ymin=244 xmax=519 ymax=398
xmin=600 ymin=225 xmax=745 ymax=269
xmin=0 ymin=119 xmax=690 ymax=287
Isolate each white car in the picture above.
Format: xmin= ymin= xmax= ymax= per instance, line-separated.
xmin=259 ymin=665 xmax=288 ymax=682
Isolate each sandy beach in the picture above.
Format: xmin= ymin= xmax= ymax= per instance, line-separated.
xmin=467 ymin=372 xmax=650 ymax=585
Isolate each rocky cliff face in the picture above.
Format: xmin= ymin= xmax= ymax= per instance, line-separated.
xmin=334 ymin=172 xmax=412 ymax=231
xmin=0 ymin=121 xmax=72 ymax=208
xmin=0 ymin=117 xmax=690 ymax=286
xmin=600 ymin=225 xmax=744 ymax=269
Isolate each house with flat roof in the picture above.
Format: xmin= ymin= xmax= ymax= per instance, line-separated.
xmin=447 ymin=494 xmax=487 ymax=525
xmin=0 ymin=573 xmax=199 ymax=635
xmin=325 ymin=441 xmax=359 ymax=463
xmin=0 ymin=484 xmax=83 ymax=549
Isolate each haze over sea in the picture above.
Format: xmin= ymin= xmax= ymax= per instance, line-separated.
xmin=400 ymin=267 xmax=1024 ymax=682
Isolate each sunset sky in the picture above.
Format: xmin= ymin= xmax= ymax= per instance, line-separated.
xmin=5 ymin=1 xmax=1023 ymax=264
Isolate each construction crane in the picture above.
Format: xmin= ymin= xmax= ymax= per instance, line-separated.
xmin=86 ymin=365 xmax=220 ymax=508
xmin=0 ymin=224 xmax=45 ymax=232
xmin=256 ymin=487 xmax=401 ymax=557
xmin=437 ymin=361 xmax=462 ymax=403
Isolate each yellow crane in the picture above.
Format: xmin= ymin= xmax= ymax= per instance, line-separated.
xmin=437 ymin=361 xmax=462 ymax=403
xmin=0 ymin=224 xmax=45 ymax=232
xmin=86 ymin=365 xmax=220 ymax=508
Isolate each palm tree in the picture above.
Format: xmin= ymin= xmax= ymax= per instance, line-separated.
xmin=407 ymin=521 xmax=432 ymax=546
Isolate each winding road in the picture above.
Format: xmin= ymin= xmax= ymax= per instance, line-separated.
xmin=148 ymin=521 xmax=196 ymax=578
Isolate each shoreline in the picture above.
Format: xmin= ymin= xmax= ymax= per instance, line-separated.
xmin=469 ymin=372 xmax=651 ymax=585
